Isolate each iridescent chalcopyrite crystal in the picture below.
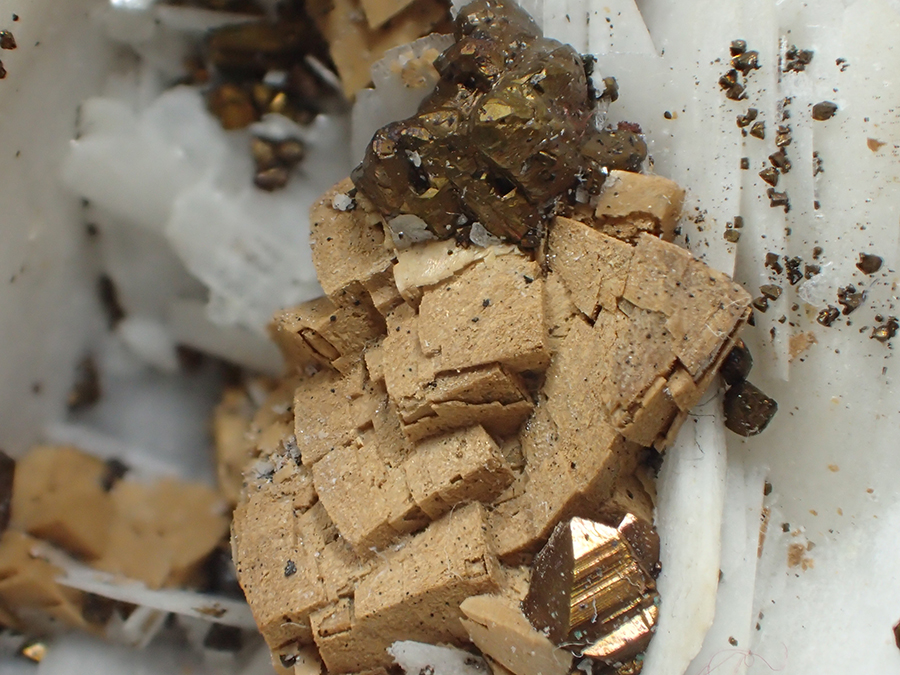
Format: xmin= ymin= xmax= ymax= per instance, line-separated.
xmin=524 ymin=515 xmax=660 ymax=673
xmin=352 ymin=0 xmax=646 ymax=247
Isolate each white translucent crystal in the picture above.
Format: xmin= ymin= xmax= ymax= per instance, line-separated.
xmin=389 ymin=641 xmax=488 ymax=675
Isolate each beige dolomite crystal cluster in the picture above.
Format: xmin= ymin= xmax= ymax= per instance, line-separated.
xmin=228 ymin=167 xmax=752 ymax=673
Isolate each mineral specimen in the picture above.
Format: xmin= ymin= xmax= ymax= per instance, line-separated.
xmin=352 ymin=0 xmax=647 ymax=247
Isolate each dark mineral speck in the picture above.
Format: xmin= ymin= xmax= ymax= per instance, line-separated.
xmin=817 ymin=306 xmax=840 ymax=327
xmin=0 ymin=449 xmax=13 ymax=533
xmin=752 ymin=296 xmax=769 ymax=313
xmin=760 ymin=284 xmax=782 ymax=300
xmin=749 ymin=121 xmax=766 ymax=139
xmin=732 ymin=50 xmax=760 ymax=74
xmin=784 ymin=46 xmax=814 ymax=72
xmin=769 ymin=148 xmax=791 ymax=173
xmin=204 ymin=624 xmax=244 ymax=652
xmin=720 ymin=340 xmax=753 ymax=386
xmin=724 ymin=381 xmax=778 ymax=437
xmin=759 ymin=167 xmax=778 ymax=186
xmin=811 ymin=101 xmax=838 ymax=121
xmin=0 ymin=30 xmax=16 ymax=50
xmin=784 ymin=257 xmax=803 ymax=285
xmin=871 ymin=318 xmax=898 ymax=343
xmin=856 ymin=253 xmax=883 ymax=275
xmin=737 ymin=108 xmax=758 ymax=128
xmin=765 ymin=252 xmax=783 ymax=274
xmin=730 ymin=39 xmax=747 ymax=56
xmin=837 ymin=285 xmax=864 ymax=315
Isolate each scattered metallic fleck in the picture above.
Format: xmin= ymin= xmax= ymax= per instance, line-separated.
xmin=837 ymin=285 xmax=864 ymax=315
xmin=759 ymin=167 xmax=778 ymax=186
xmin=871 ymin=318 xmax=898 ymax=343
xmin=760 ymin=284 xmax=782 ymax=300
xmin=856 ymin=253 xmax=883 ymax=275
xmin=0 ymin=30 xmax=16 ymax=50
xmin=724 ymin=381 xmax=778 ymax=436
xmin=811 ymin=101 xmax=837 ymax=121
xmin=817 ymin=306 xmax=840 ymax=327
xmin=749 ymin=121 xmax=765 ymax=139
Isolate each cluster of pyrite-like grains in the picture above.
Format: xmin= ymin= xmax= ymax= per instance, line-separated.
xmin=351 ymin=0 xmax=646 ymax=248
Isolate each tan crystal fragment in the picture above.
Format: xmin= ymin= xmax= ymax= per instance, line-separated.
xmin=94 ymin=478 xmax=229 ymax=589
xmin=270 ymin=294 xmax=385 ymax=375
xmin=545 ymin=221 xmax=751 ymax=447
xmin=351 ymin=502 xmax=502 ymax=662
xmin=548 ymin=216 xmax=634 ymax=318
xmin=523 ymin=517 xmax=659 ymax=664
xmin=381 ymin=304 xmax=533 ymax=442
xmin=309 ymin=179 xmax=395 ymax=302
xmin=591 ymin=170 xmax=685 ymax=242
xmin=0 ymin=531 xmax=88 ymax=633
xmin=306 ymin=0 xmax=450 ymax=99
xmin=311 ymin=426 xmax=428 ymax=555
xmin=459 ymin=594 xmax=572 ymax=675
xmin=11 ymin=445 xmax=113 ymax=561
xmin=393 ymin=239 xmax=516 ymax=306
xmin=417 ymin=254 xmax=549 ymax=373
xmin=403 ymin=424 xmax=514 ymax=519
xmin=293 ymin=363 xmax=379 ymax=466
xmin=232 ymin=484 xmax=327 ymax=650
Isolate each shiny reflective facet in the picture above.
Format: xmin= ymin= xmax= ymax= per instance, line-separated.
xmin=523 ymin=516 xmax=659 ymax=667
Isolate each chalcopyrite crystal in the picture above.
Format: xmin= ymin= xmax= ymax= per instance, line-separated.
xmin=351 ymin=0 xmax=646 ymax=247
xmin=523 ymin=516 xmax=659 ymax=669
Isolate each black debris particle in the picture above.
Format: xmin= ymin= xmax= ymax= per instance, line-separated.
xmin=817 ymin=306 xmax=840 ymax=327
xmin=836 ymin=57 xmax=849 ymax=72
xmin=856 ymin=253 xmax=883 ymax=275
xmin=763 ymin=481 xmax=773 ymax=496
xmin=720 ymin=340 xmax=753 ymax=386
xmin=0 ymin=448 xmax=13 ymax=533
xmin=97 ymin=274 xmax=126 ymax=329
xmin=769 ymin=148 xmax=791 ymax=173
xmin=730 ymin=40 xmax=747 ymax=56
xmin=765 ymin=252 xmax=783 ymax=274
xmin=724 ymin=381 xmax=778 ymax=437
xmin=737 ymin=108 xmax=758 ymax=128
xmin=100 ymin=458 xmax=129 ymax=492
xmin=804 ymin=264 xmax=820 ymax=279
xmin=767 ymin=188 xmax=789 ymax=212
xmin=752 ymin=296 xmax=769 ymax=313
xmin=811 ymin=101 xmax=838 ymax=121
xmin=784 ymin=257 xmax=803 ymax=285
xmin=82 ymin=593 xmax=116 ymax=626
xmin=784 ymin=45 xmax=814 ymax=72
xmin=760 ymin=284 xmax=782 ymax=300
xmin=813 ymin=151 xmax=823 ymax=176
xmin=812 ymin=246 xmax=823 ymax=260
xmin=781 ymin=522 xmax=791 ymax=533
xmin=871 ymin=318 xmax=898 ymax=343
xmin=0 ymin=30 xmax=16 ymax=50
xmin=837 ymin=285 xmax=864 ymax=315
xmin=740 ymin=157 xmax=750 ymax=170
xmin=284 ymin=559 xmax=297 ymax=577
xmin=732 ymin=50 xmax=760 ymax=74
xmin=204 ymin=624 xmax=244 ymax=652
xmin=775 ymin=125 xmax=792 ymax=148
xmin=67 ymin=355 xmax=101 ymax=412
xmin=759 ymin=167 xmax=778 ymax=186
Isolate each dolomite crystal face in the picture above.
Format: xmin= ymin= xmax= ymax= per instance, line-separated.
xmin=351 ymin=0 xmax=647 ymax=247
xmin=229 ymin=2 xmax=753 ymax=672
